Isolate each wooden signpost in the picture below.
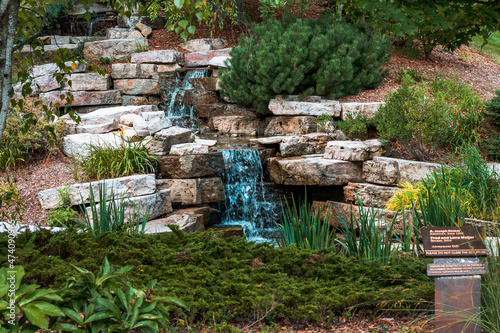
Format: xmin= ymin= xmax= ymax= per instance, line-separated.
xmin=422 ymin=226 xmax=488 ymax=333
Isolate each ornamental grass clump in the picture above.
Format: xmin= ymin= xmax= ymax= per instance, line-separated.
xmin=80 ymin=135 xmax=157 ymax=181
xmin=220 ymin=12 xmax=391 ymax=114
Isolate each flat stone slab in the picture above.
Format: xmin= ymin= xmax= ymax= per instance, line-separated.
xmin=249 ymin=136 xmax=289 ymax=145
xmin=279 ymin=133 xmax=333 ymax=157
xmin=63 ymin=133 xmax=124 ymax=158
xmin=156 ymin=178 xmax=224 ymax=205
xmin=40 ymin=90 xmax=122 ymax=107
xmin=83 ymin=38 xmax=148 ymax=61
xmin=169 ymin=143 xmax=209 ymax=155
xmin=324 ymin=139 xmax=384 ymax=162
xmin=111 ymin=63 xmax=158 ymax=79
xmin=268 ymin=156 xmax=363 ymax=186
xmin=344 ymin=182 xmax=398 ymax=208
xmin=210 ymin=116 xmax=267 ymax=136
xmin=180 ymin=38 xmax=228 ymax=52
xmin=207 ymin=56 xmax=230 ymax=67
xmin=38 ymin=174 xmax=156 ymax=210
xmin=269 ymin=95 xmax=341 ymax=117
xmin=184 ymin=48 xmax=231 ymax=67
xmin=114 ymin=78 xmax=160 ymax=95
xmin=65 ymin=73 xmax=111 ymax=91
xmin=159 ymin=152 xmax=224 ymax=178
xmin=194 ymin=104 xmax=257 ymax=118
xmin=131 ymin=50 xmax=182 ymax=64
xmin=363 ymin=156 xmax=441 ymax=185
xmin=264 ymin=116 xmax=317 ymax=136
xmin=86 ymin=189 xmax=172 ymax=224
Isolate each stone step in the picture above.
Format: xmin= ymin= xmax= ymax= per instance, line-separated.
xmin=131 ymin=50 xmax=183 ymax=64
xmin=156 ymin=178 xmax=224 ymax=205
xmin=63 ymin=132 xmax=124 ymax=158
xmin=83 ymin=38 xmax=148 ymax=61
xmin=324 ymin=139 xmax=384 ymax=162
xmin=363 ymin=156 xmax=441 ymax=185
xmin=146 ymin=127 xmax=194 ymax=155
xmin=269 ymin=95 xmax=341 ymax=117
xmin=158 ymin=152 xmax=224 ymax=178
xmin=40 ymin=90 xmax=122 ymax=107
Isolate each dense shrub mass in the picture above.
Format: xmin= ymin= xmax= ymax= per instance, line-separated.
xmin=0 ymin=230 xmax=433 ymax=324
xmin=482 ymin=90 xmax=500 ymax=161
xmin=220 ymin=14 xmax=391 ymax=114
xmin=0 ymin=106 xmax=65 ymax=170
xmin=374 ymin=75 xmax=483 ymax=160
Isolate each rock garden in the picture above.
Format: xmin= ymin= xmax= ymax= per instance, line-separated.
xmin=1 ymin=0 xmax=500 ymax=332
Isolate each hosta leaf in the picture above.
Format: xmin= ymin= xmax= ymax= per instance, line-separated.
xmin=23 ymin=303 xmax=49 ymax=329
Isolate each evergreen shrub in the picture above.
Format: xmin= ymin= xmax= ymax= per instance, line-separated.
xmin=482 ymin=90 xmax=500 ymax=161
xmin=220 ymin=13 xmax=392 ymax=114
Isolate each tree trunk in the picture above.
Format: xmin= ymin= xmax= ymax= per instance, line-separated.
xmin=0 ymin=0 xmax=20 ymax=140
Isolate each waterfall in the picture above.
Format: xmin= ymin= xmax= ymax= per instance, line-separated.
xmin=162 ymin=70 xmax=209 ymax=129
xmin=88 ymin=20 xmax=94 ymax=36
xmin=219 ymin=149 xmax=279 ymax=242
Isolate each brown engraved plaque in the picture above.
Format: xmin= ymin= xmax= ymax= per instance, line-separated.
xmin=422 ymin=226 xmax=487 ymax=257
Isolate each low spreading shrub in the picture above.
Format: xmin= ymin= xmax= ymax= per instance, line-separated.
xmin=0 ymin=230 xmax=433 ymax=324
xmin=337 ymin=113 xmax=372 ymax=140
xmin=375 ymin=75 xmax=483 ymax=160
xmin=220 ymin=13 xmax=391 ymax=114
xmin=79 ymin=135 xmax=157 ymax=180
xmin=0 ymin=105 xmax=66 ymax=170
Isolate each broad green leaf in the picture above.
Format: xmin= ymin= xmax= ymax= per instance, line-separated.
xmin=29 ymin=301 xmax=64 ymax=316
xmin=174 ymin=0 xmax=184 ymax=9
xmin=84 ymin=311 xmax=114 ymax=323
xmin=178 ymin=20 xmax=189 ymax=29
xmin=62 ymin=308 xmax=85 ymax=326
xmin=23 ymin=303 xmax=49 ymax=329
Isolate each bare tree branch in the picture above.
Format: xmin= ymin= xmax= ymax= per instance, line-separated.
xmin=13 ymin=10 xmax=48 ymax=51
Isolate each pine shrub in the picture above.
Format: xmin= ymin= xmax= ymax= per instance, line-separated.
xmin=482 ymin=90 xmax=500 ymax=161
xmin=220 ymin=13 xmax=391 ymax=114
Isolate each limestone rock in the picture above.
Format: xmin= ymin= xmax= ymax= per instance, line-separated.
xmin=194 ymin=104 xmax=257 ymax=118
xmin=40 ymin=90 xmax=122 ymax=107
xmin=188 ymin=77 xmax=219 ymax=91
xmin=107 ymin=28 xmax=131 ymax=39
xmin=147 ymin=127 xmax=194 ymax=155
xmin=133 ymin=117 xmax=149 ymax=136
xmin=169 ymin=143 xmax=209 ymax=155
xmin=29 ymin=74 xmax=61 ymax=94
xmin=279 ymin=133 xmax=331 ymax=157
xmin=157 ymin=64 xmax=182 ymax=72
xmin=184 ymin=48 xmax=231 ymax=67
xmin=341 ymin=102 xmax=384 ymax=120
xmin=207 ymin=56 xmax=230 ymax=67
xmin=131 ymin=50 xmax=182 ymax=64
xmin=135 ymin=22 xmax=152 ymax=38
xmin=210 ymin=116 xmax=267 ymax=136
xmin=37 ymin=174 xmax=156 ymax=210
xmin=65 ymin=73 xmax=111 ymax=91
xmin=141 ymin=111 xmax=165 ymax=121
xmin=147 ymin=117 xmax=172 ymax=134
xmin=120 ymin=114 xmax=142 ymax=127
xmin=114 ymin=78 xmax=160 ymax=95
xmin=63 ymin=133 xmax=124 ymax=158
xmin=180 ymin=38 xmax=228 ymax=52
xmin=87 ymin=189 xmax=173 ymax=223
xmin=121 ymin=95 xmax=149 ymax=106
xmin=156 ymin=178 xmax=224 ymax=205
xmin=182 ymin=90 xmax=217 ymax=105
xmin=111 ymin=63 xmax=158 ymax=79
xmin=269 ymin=95 xmax=341 ymax=117
xmin=83 ymin=38 xmax=148 ymax=61
xmin=127 ymin=30 xmax=144 ymax=39
xmin=144 ymin=213 xmax=204 ymax=234
xmin=363 ymin=156 xmax=441 ymax=185
xmin=249 ymin=136 xmax=288 ymax=145
xmin=264 ymin=116 xmax=317 ymax=136
xmin=159 ymin=153 xmax=224 ymax=178
xmin=344 ymin=182 xmax=398 ymax=208
xmin=268 ymin=156 xmax=363 ymax=186
xmin=324 ymin=139 xmax=384 ymax=162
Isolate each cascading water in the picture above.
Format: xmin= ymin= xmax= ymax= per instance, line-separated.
xmin=161 ymin=69 xmax=209 ymax=129
xmin=219 ymin=149 xmax=279 ymax=242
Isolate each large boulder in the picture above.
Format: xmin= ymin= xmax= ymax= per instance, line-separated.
xmin=114 ymin=77 xmax=160 ymax=95
xmin=268 ymin=156 xmax=363 ymax=186
xmin=209 ymin=116 xmax=267 ymax=136
xmin=180 ymin=38 xmax=228 ymax=52
xmin=269 ymin=95 xmax=341 ymax=117
xmin=65 ymin=73 xmax=111 ymax=91
xmin=144 ymin=213 xmax=204 ymax=234
xmin=264 ymin=116 xmax=317 ymax=136
xmin=40 ymin=90 xmax=122 ymax=107
xmin=363 ymin=156 xmax=441 ymax=185
xmin=37 ymin=174 xmax=156 ymax=210
xmin=155 ymin=178 xmax=224 ymax=205
xmin=343 ymin=182 xmax=398 ymax=208
xmin=158 ymin=152 xmax=224 ymax=178
xmin=279 ymin=133 xmax=332 ymax=157
xmin=111 ymin=63 xmax=158 ymax=79
xmin=182 ymin=90 xmax=217 ymax=105
xmin=86 ymin=189 xmax=173 ymax=223
xmin=341 ymin=102 xmax=384 ymax=120
xmin=187 ymin=77 xmax=220 ymax=91
xmin=147 ymin=127 xmax=193 ymax=155
xmin=184 ymin=48 xmax=231 ymax=67
xmin=194 ymin=104 xmax=257 ymax=118
xmin=131 ymin=50 xmax=182 ymax=64
xmin=324 ymin=139 xmax=384 ymax=162
xmin=63 ymin=133 xmax=124 ymax=158
xmin=83 ymin=38 xmax=148 ymax=61
xmin=169 ymin=143 xmax=209 ymax=155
